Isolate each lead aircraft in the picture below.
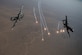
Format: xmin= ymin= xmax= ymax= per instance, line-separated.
xmin=10 ymin=6 xmax=24 ymax=28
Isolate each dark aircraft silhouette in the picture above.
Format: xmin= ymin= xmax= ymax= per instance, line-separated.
xmin=62 ymin=15 xmax=73 ymax=37
xmin=10 ymin=6 xmax=24 ymax=28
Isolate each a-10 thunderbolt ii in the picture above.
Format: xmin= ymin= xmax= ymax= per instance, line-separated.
xmin=10 ymin=6 xmax=24 ymax=28
xmin=62 ymin=15 xmax=74 ymax=37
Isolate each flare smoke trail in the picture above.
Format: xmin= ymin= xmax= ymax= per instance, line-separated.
xmin=38 ymin=0 xmax=45 ymax=28
xmin=38 ymin=0 xmax=44 ymax=41
xmin=39 ymin=5 xmax=46 ymax=29
xmin=57 ymin=21 xmax=60 ymax=30
xmin=38 ymin=0 xmax=50 ymax=34
xmin=56 ymin=21 xmax=60 ymax=33
xmin=40 ymin=7 xmax=50 ymax=33
xmin=33 ymin=7 xmax=38 ymax=23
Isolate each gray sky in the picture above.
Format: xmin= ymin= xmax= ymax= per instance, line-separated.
xmin=0 ymin=0 xmax=82 ymax=55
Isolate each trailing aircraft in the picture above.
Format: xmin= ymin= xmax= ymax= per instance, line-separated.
xmin=62 ymin=15 xmax=73 ymax=37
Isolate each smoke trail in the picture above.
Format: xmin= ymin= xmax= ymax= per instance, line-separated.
xmin=38 ymin=1 xmax=47 ymax=29
xmin=57 ymin=21 xmax=60 ymax=30
xmin=33 ymin=7 xmax=38 ymax=23
xmin=40 ymin=6 xmax=46 ymax=29
xmin=40 ymin=8 xmax=50 ymax=33
xmin=38 ymin=0 xmax=44 ymax=41
xmin=38 ymin=0 xmax=50 ymax=35
xmin=38 ymin=0 xmax=46 ymax=28
xmin=39 ymin=1 xmax=50 ymax=35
